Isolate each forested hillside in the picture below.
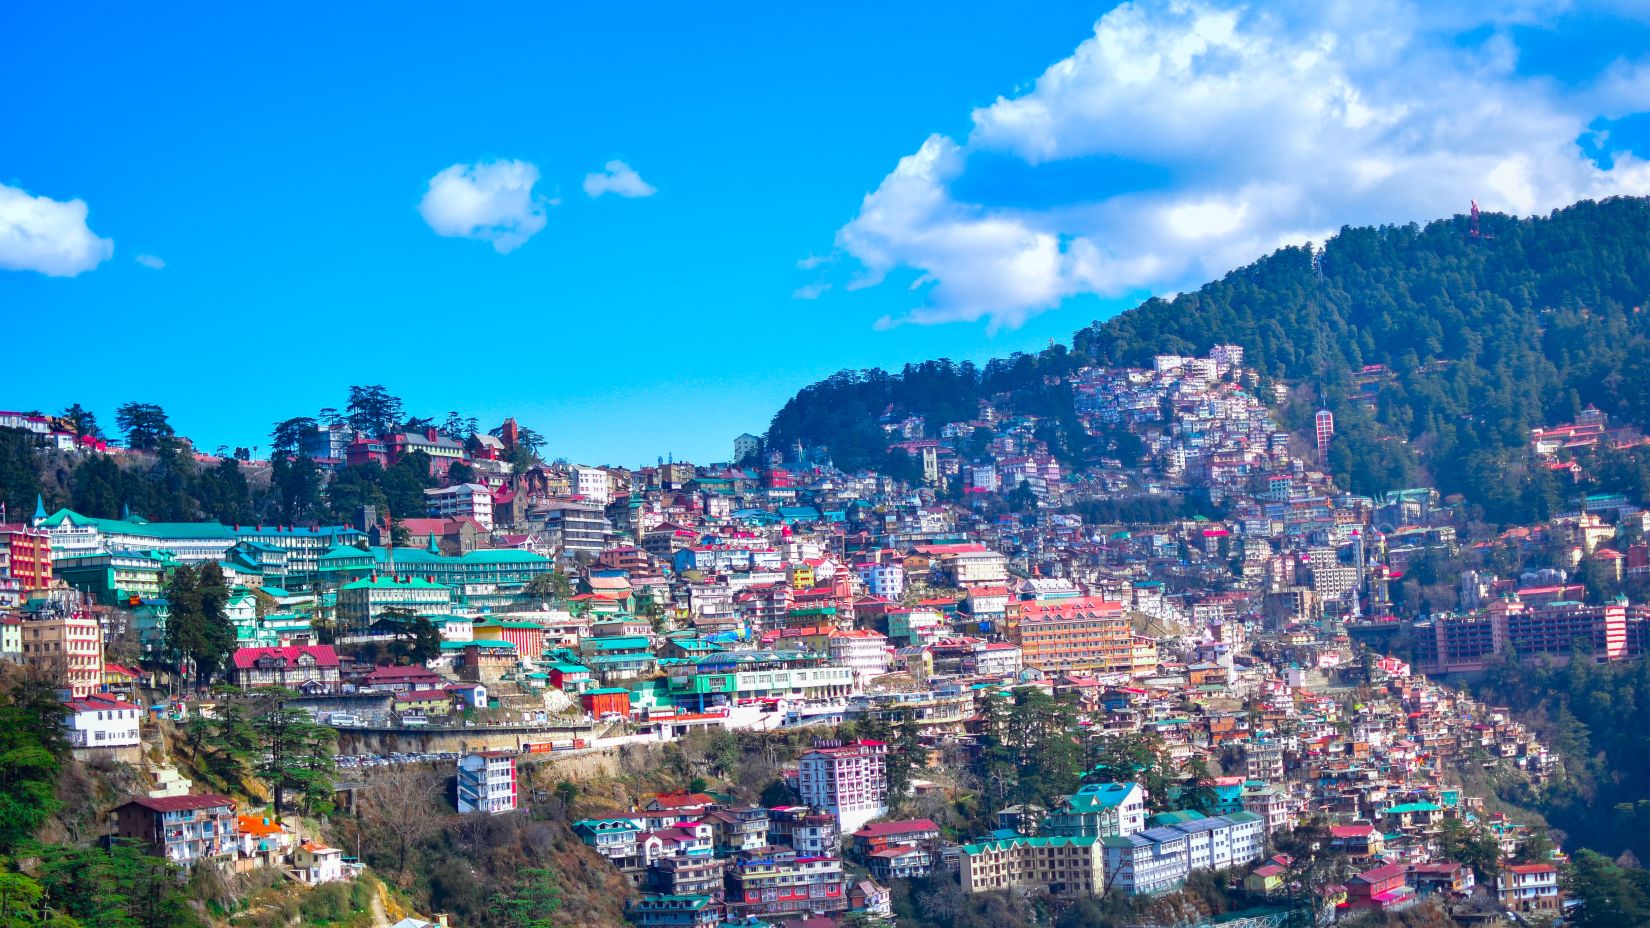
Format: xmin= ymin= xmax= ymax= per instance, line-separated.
xmin=768 ymin=197 xmax=1650 ymax=520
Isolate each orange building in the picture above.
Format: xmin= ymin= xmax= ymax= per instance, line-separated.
xmin=1016 ymin=596 xmax=1135 ymax=675
xmin=20 ymin=606 xmax=104 ymax=697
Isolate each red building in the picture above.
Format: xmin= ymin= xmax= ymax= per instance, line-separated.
xmin=1344 ymin=863 xmax=1416 ymax=913
xmin=581 ymin=688 xmax=632 ymax=718
xmin=345 ymin=437 xmax=390 ymax=469
xmin=0 ymin=523 xmax=52 ymax=590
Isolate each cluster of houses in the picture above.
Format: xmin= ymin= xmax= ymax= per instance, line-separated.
xmin=0 ymin=358 xmax=1619 ymax=925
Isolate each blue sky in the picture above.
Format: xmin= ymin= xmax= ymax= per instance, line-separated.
xmin=5 ymin=1 xmax=1650 ymax=466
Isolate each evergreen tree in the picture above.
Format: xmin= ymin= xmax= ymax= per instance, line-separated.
xmin=113 ymin=402 xmax=175 ymax=453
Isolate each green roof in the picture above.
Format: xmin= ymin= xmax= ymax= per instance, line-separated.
xmin=962 ymin=835 xmax=1098 ymax=854
xmin=341 ymin=576 xmax=449 ymax=590
xmin=583 ymin=636 xmax=651 ymax=651
xmin=40 ymin=509 xmax=236 ymax=540
xmin=1385 ymin=802 xmax=1442 ymax=814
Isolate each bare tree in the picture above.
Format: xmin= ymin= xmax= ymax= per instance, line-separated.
xmin=357 ymin=763 xmax=444 ymax=882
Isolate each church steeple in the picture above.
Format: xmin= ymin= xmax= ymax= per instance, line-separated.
xmin=427 ymin=532 xmax=440 ymax=554
xmin=31 ymin=494 xmax=45 ymax=526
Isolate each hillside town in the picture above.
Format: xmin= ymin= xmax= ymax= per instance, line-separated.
xmin=0 ymin=351 xmax=1639 ymax=927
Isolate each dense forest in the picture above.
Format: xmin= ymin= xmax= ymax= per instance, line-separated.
xmin=768 ymin=197 xmax=1650 ymax=523
xmin=1470 ymin=652 xmax=1650 ymax=866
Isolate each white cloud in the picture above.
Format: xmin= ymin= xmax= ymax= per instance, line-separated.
xmin=793 ymin=282 xmax=831 ymax=300
xmin=418 ymin=159 xmax=550 ymax=253
xmin=835 ymin=0 xmax=1650 ymax=330
xmin=583 ymin=160 xmax=657 ymax=199
xmin=135 ymin=253 xmax=165 ymax=270
xmin=0 ymin=182 xmax=113 ymax=277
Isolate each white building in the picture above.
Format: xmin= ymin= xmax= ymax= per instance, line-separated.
xmin=967 ymin=642 xmax=1022 ymax=678
xmin=1100 ymin=813 xmax=1266 ymax=896
xmin=573 ymin=466 xmax=612 ymax=505
xmin=424 ymin=483 xmax=495 ymax=530
xmin=854 ymin=562 xmax=905 ymax=601
xmin=1102 ymin=829 xmax=1189 ymax=896
xmin=797 ymin=740 xmax=887 ymax=834
xmin=64 ymin=694 xmax=141 ymax=749
xmin=456 ymin=751 xmax=518 ymax=814
xmin=293 ymin=841 xmax=346 ymax=883
xmin=828 ymin=629 xmax=890 ymax=684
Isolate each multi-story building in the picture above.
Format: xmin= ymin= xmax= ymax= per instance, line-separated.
xmin=574 ymin=818 xmax=644 ymax=865
xmin=723 ymin=848 xmax=847 ymax=917
xmin=1100 ymin=828 xmax=1190 ymax=896
xmin=228 ymin=645 xmax=341 ymax=692
xmin=64 ymin=693 xmax=142 ymax=749
xmin=854 ymin=561 xmax=905 ymax=601
xmin=766 ymin=807 xmax=839 ymax=856
xmin=1017 ymin=596 xmax=1136 ymax=675
xmin=574 ymin=465 xmax=613 ymax=505
xmin=665 ymin=650 xmax=858 ymax=710
xmin=826 ymin=628 xmax=889 ymax=683
xmin=536 ymin=499 xmax=612 ymax=555
xmin=335 ymin=576 xmax=453 ymax=631
xmin=1093 ymin=814 xmax=1266 ymax=897
xmin=113 ymin=794 xmax=238 ymax=865
xmin=386 ymin=428 xmax=467 ymax=477
xmin=0 ymin=616 xmax=21 ymax=660
xmin=797 ymin=740 xmax=888 ymax=834
xmin=38 ymin=509 xmax=238 ymax=564
xmin=19 ymin=603 xmax=103 ymax=696
xmin=649 ymin=855 xmax=727 ymax=898
xmin=624 ymin=895 xmax=720 ymax=928
xmin=456 ymin=751 xmax=518 ymax=814
xmin=424 ymin=483 xmax=495 ymax=530
xmin=54 ymin=550 xmax=171 ymax=606
xmin=960 ymin=835 xmax=1104 ymax=897
xmin=1042 ymin=782 xmax=1147 ymax=839
xmin=0 ymin=521 xmax=52 ymax=590
xmin=1497 ymin=863 xmax=1561 ymax=914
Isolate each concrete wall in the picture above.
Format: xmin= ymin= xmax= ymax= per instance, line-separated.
xmin=334 ymin=721 xmax=596 ymax=756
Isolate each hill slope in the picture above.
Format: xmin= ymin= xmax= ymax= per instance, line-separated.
xmin=767 ymin=196 xmax=1650 ymax=520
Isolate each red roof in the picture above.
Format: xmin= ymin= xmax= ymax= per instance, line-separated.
xmin=649 ymin=792 xmax=715 ymax=809
xmin=364 ymin=664 xmax=441 ymax=681
xmin=123 ymin=793 xmax=235 ymax=813
xmin=853 ymin=818 xmax=939 ymax=838
xmin=65 ymin=694 xmax=138 ymax=712
xmin=232 ymin=645 xmax=339 ymax=669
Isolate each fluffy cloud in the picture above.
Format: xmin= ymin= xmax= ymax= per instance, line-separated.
xmin=583 ymin=160 xmax=657 ymax=198
xmin=833 ymin=0 xmax=1650 ymax=331
xmin=0 ymin=182 xmax=113 ymax=277
xmin=418 ymin=160 xmax=550 ymax=253
xmin=135 ymin=254 xmax=165 ymax=270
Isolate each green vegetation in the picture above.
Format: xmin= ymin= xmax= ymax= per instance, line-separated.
xmin=1473 ymin=654 xmax=1650 ymax=865
xmin=165 ymin=563 xmax=234 ymax=687
xmin=0 ymin=668 xmax=68 ymax=856
xmin=186 ymin=691 xmax=336 ymax=816
xmin=769 ymin=197 xmax=1650 ymax=524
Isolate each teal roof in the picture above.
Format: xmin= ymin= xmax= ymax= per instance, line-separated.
xmin=583 ymin=636 xmax=651 ymax=651
xmin=341 ymin=576 xmax=449 ymax=590
xmin=1061 ymin=782 xmax=1139 ymax=812
xmin=962 ymin=835 xmax=1098 ymax=854
xmin=40 ymin=509 xmax=236 ymax=540
xmin=1385 ymin=802 xmax=1442 ymax=815
xmin=319 ymin=545 xmax=372 ymax=562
